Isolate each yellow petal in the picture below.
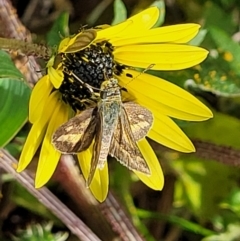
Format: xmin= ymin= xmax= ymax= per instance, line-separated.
xmin=17 ymin=91 xmax=61 ymax=172
xmin=48 ymin=66 xmax=64 ymax=89
xmin=96 ymin=7 xmax=159 ymax=41
xmin=149 ymin=113 xmax=195 ymax=152
xmin=134 ymin=138 xmax=164 ymax=190
xmin=114 ymin=44 xmax=208 ymax=70
xmin=29 ymin=75 xmax=52 ymax=123
xmin=17 ymin=121 xmax=47 ymax=172
xmin=96 ymin=21 xmax=133 ymax=41
xmin=91 ymin=165 xmax=109 ymax=202
xmin=118 ymin=70 xmax=213 ymax=121
xmin=58 ymin=37 xmax=71 ymax=52
xmin=111 ymin=24 xmax=200 ymax=46
xmin=35 ymin=100 xmax=69 ymax=188
xmin=126 ymin=7 xmax=159 ymax=31
xmin=77 ymin=145 xmax=109 ymax=202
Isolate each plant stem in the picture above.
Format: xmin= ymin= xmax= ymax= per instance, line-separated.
xmin=0 ymin=149 xmax=101 ymax=241
xmin=0 ymin=37 xmax=52 ymax=59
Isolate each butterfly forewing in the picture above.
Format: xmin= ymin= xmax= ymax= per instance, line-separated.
xmin=52 ymin=108 xmax=95 ymax=153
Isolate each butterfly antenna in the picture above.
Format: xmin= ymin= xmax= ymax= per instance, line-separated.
xmin=125 ymin=64 xmax=155 ymax=86
xmin=71 ymin=72 xmax=101 ymax=93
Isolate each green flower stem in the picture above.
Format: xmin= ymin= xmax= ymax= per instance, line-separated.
xmin=0 ymin=148 xmax=101 ymax=241
xmin=0 ymin=37 xmax=52 ymax=59
xmin=137 ymin=209 xmax=215 ymax=237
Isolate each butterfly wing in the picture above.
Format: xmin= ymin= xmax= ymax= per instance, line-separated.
xmin=123 ymin=102 xmax=153 ymax=141
xmin=52 ymin=108 xmax=96 ymax=153
xmin=86 ymin=110 xmax=103 ymax=187
xmin=109 ymin=102 xmax=152 ymax=174
xmin=52 ymin=106 xmax=102 ymax=187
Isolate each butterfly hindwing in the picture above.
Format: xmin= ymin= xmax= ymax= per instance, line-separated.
xmin=122 ymin=102 xmax=153 ymax=141
xmin=109 ymin=102 xmax=151 ymax=174
xmin=86 ymin=110 xmax=103 ymax=187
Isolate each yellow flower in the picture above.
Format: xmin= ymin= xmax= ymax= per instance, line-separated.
xmin=17 ymin=7 xmax=212 ymax=202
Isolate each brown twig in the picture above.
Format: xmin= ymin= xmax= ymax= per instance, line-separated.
xmin=0 ymin=0 xmax=42 ymax=85
xmin=151 ymin=175 xmax=176 ymax=239
xmin=100 ymin=192 xmax=146 ymax=241
xmin=0 ymin=149 xmax=101 ymax=241
xmin=193 ymin=139 xmax=240 ymax=167
xmin=53 ymin=155 xmax=118 ymax=241
xmin=150 ymin=138 xmax=240 ymax=168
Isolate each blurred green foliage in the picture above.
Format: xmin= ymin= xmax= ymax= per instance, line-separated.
xmin=12 ymin=223 xmax=68 ymax=241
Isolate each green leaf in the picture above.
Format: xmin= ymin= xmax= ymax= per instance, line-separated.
xmin=151 ymin=0 xmax=165 ymax=27
xmin=185 ymin=74 xmax=240 ymax=97
xmin=203 ymin=2 xmax=236 ymax=34
xmin=184 ymin=54 xmax=240 ymax=97
xmin=189 ymin=29 xmax=207 ymax=46
xmin=0 ymin=50 xmax=24 ymax=80
xmin=0 ymin=79 xmax=30 ymax=147
xmin=0 ymin=50 xmax=30 ymax=147
xmin=47 ymin=12 xmax=70 ymax=48
xmin=209 ymin=27 xmax=240 ymax=77
xmin=112 ymin=0 xmax=127 ymax=25
xmin=186 ymin=26 xmax=240 ymax=97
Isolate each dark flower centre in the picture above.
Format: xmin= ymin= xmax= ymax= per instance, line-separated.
xmin=59 ymin=43 xmax=114 ymax=111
